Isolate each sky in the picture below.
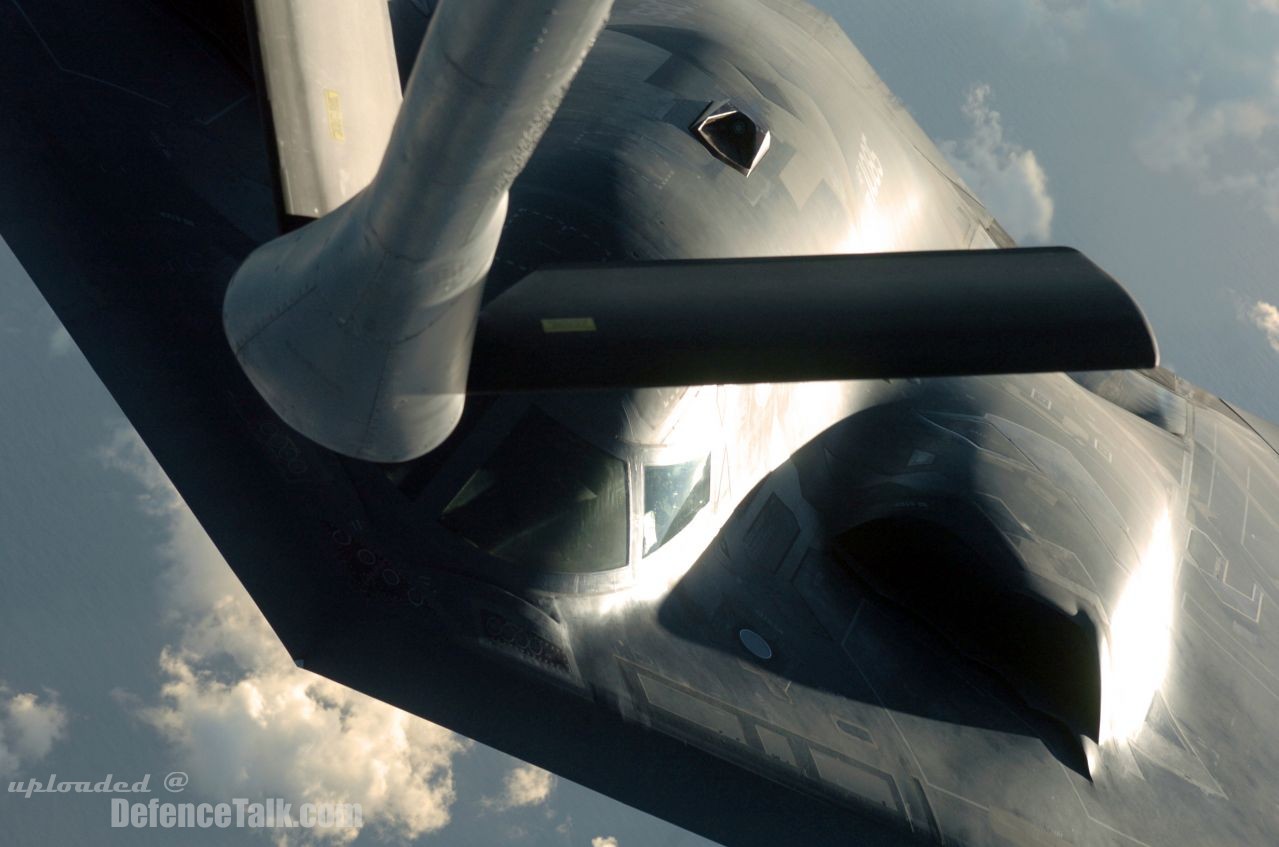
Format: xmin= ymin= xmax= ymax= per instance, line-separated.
xmin=1 ymin=0 xmax=1277 ymax=845
xmin=826 ymin=0 xmax=1279 ymax=422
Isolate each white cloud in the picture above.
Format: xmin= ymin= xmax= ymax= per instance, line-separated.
xmin=1250 ymin=301 xmax=1279 ymax=351
xmin=485 ymin=763 xmax=556 ymax=811
xmin=1032 ymin=0 xmax=1088 ymax=27
xmin=100 ymin=427 xmax=470 ymax=844
xmin=591 ymin=837 xmax=620 ymax=847
xmin=1138 ymin=89 xmax=1279 ymax=223
xmin=1140 ymin=95 xmax=1274 ymax=172
xmin=1091 ymin=2 xmax=1279 ymax=226
xmin=0 ymin=686 xmax=69 ymax=777
xmin=976 ymin=0 xmax=1279 ymax=229
xmin=941 ymin=84 xmax=1055 ymax=243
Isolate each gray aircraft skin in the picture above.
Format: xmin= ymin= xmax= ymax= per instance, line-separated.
xmin=3 ymin=1 xmax=1279 ymax=846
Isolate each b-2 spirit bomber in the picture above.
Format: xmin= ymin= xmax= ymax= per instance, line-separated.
xmin=3 ymin=0 xmax=1278 ymax=844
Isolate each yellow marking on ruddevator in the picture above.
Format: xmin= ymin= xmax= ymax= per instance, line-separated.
xmin=323 ymin=89 xmax=345 ymax=142
xmin=541 ymin=317 xmax=597 ymax=333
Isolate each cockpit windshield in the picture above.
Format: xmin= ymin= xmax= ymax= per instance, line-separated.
xmin=440 ymin=408 xmax=628 ymax=572
xmin=643 ymin=456 xmax=711 ymax=555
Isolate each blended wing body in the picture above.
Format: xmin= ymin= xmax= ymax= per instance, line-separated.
xmin=3 ymin=2 xmax=1278 ymax=846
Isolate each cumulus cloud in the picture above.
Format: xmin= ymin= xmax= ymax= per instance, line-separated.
xmin=1138 ymin=91 xmax=1279 ymax=223
xmin=591 ymin=837 xmax=620 ymax=847
xmin=1250 ymin=301 xmax=1279 ymax=351
xmin=1035 ymin=0 xmax=1084 ymax=13
xmin=1031 ymin=0 xmax=1088 ymax=28
xmin=974 ymin=0 xmax=1279 ymax=227
xmin=485 ymin=763 xmax=556 ymax=811
xmin=0 ymin=687 xmax=69 ymax=777
xmin=99 ymin=427 xmax=470 ymax=844
xmin=941 ymin=84 xmax=1055 ymax=243
xmin=1140 ymin=95 xmax=1274 ymax=173
xmin=1113 ymin=2 xmax=1279 ymax=226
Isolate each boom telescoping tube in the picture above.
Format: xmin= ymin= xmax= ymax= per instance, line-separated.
xmin=223 ymin=0 xmax=615 ymax=461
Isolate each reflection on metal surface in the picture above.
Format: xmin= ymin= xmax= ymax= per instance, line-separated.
xmin=838 ymin=188 xmax=925 ymax=253
xmin=639 ymin=672 xmax=748 ymax=743
xmin=1100 ymin=509 xmax=1177 ymax=744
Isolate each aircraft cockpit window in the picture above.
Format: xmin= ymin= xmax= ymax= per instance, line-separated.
xmin=1068 ymin=370 xmax=1188 ymax=437
xmin=440 ymin=408 xmax=628 ymax=573
xmin=643 ymin=456 xmax=711 ymax=555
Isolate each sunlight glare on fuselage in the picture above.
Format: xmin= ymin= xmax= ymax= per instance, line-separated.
xmin=1099 ymin=508 xmax=1178 ymax=745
